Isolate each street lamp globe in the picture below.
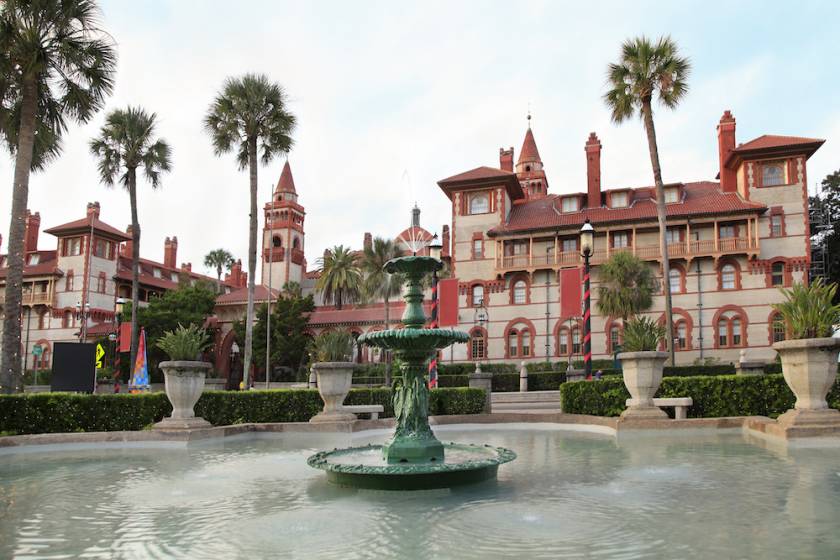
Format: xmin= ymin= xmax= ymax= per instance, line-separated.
xmin=579 ymin=219 xmax=595 ymax=257
xmin=429 ymin=233 xmax=442 ymax=261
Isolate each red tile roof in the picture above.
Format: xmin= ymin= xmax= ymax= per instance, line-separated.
xmin=307 ymin=301 xmax=432 ymax=326
xmin=439 ymin=166 xmax=516 ymax=184
xmin=215 ymin=284 xmax=279 ymax=305
xmin=725 ymin=135 xmax=824 ymax=167
xmin=275 ymin=160 xmax=296 ymax=194
xmin=0 ymin=251 xmax=62 ymax=279
xmin=488 ymin=181 xmax=766 ymax=235
xmin=437 ymin=166 xmax=525 ymax=200
xmin=517 ymin=127 xmax=541 ymax=164
xmin=733 ymin=134 xmax=824 ymax=152
xmin=115 ymin=255 xmax=235 ymax=291
xmin=43 ymin=216 xmax=132 ymax=241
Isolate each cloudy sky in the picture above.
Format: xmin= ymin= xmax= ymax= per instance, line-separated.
xmin=2 ymin=0 xmax=838 ymax=279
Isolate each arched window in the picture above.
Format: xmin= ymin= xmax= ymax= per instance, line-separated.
xmin=771 ymin=262 xmax=784 ymax=287
xmin=512 ymin=280 xmax=527 ymax=304
xmin=720 ymin=263 xmax=737 ymax=290
xmin=293 ymin=237 xmax=301 ymax=249
xmin=571 ymin=327 xmax=581 ymax=355
xmin=716 ymin=309 xmax=746 ymax=348
xmin=771 ymin=312 xmax=786 ymax=343
xmin=609 ymin=325 xmax=622 ymax=354
xmin=557 ymin=327 xmax=570 ymax=355
xmin=669 ymin=268 xmax=683 ymax=294
xmin=272 ymin=235 xmax=282 ymax=248
xmin=676 ymin=320 xmax=688 ymax=349
xmin=506 ymin=322 xmax=533 ymax=358
xmin=508 ymin=329 xmax=519 ymax=358
xmin=471 ymin=284 xmax=485 ymax=307
xmin=469 ymin=194 xmax=489 ymax=215
xmin=470 ymin=328 xmax=487 ymax=360
xmin=521 ymin=330 xmax=531 ymax=357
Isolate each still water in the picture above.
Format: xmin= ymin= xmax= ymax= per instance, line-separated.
xmin=1 ymin=425 xmax=839 ymax=559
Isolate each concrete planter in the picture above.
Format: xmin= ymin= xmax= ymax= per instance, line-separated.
xmin=155 ymin=360 xmax=213 ymax=430
xmin=310 ymin=362 xmax=357 ymax=423
xmin=618 ymin=351 xmax=668 ymax=419
xmin=774 ymin=338 xmax=840 ymax=430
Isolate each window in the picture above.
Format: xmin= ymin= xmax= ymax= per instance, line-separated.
xmin=732 ymin=319 xmax=742 ymax=346
xmin=97 ymin=272 xmax=106 ymax=293
xmin=770 ymin=214 xmax=783 ymax=237
xmin=272 ymin=235 xmax=282 ymax=248
xmin=64 ymin=237 xmax=81 ymax=256
xmin=472 ymin=284 xmax=484 ymax=307
xmin=473 ymin=239 xmax=483 ymax=259
xmin=507 ymin=326 xmax=532 ymax=358
xmin=521 ymin=330 xmax=531 ymax=357
xmin=470 ymin=329 xmax=486 ymax=360
xmin=561 ymin=197 xmax=579 ymax=213
xmin=665 ymin=228 xmax=681 ymax=245
xmin=38 ymin=312 xmax=46 ymax=329
xmin=609 ymin=325 xmax=621 ymax=353
xmin=572 ymin=328 xmax=581 ymax=354
xmin=558 ymin=328 xmax=569 ymax=355
xmin=721 ymin=264 xmax=736 ymax=290
xmin=771 ymin=262 xmax=784 ymax=287
xmin=508 ymin=330 xmax=519 ymax=358
xmin=293 ymin=237 xmax=300 ymax=249
xmin=664 ymin=187 xmax=680 ymax=203
xmin=718 ymin=320 xmax=728 ymax=347
xmin=171 ymin=272 xmax=179 ymax=282
xmin=513 ymin=280 xmax=527 ymax=304
xmin=610 ymin=192 xmax=628 ymax=208
xmin=669 ymin=268 xmax=683 ymax=294
xmin=505 ymin=240 xmax=528 ymax=256
xmin=612 ymin=232 xmax=630 ymax=248
xmin=153 ymin=268 xmax=162 ymax=278
xmin=676 ymin=321 xmax=688 ymax=349
xmin=65 ymin=271 xmax=74 ymax=292
xmin=561 ymin=238 xmax=577 ymax=253
xmin=717 ymin=310 xmax=746 ymax=348
xmin=469 ymin=193 xmax=490 ymax=214
xmin=719 ymin=225 xmax=736 ymax=239
xmin=28 ymin=253 xmax=40 ymax=265
xmin=94 ymin=238 xmax=109 ymax=258
xmin=771 ymin=313 xmax=786 ymax=343
xmin=762 ymin=162 xmax=785 ymax=187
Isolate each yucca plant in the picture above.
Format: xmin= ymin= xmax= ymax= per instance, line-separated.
xmin=157 ymin=324 xmax=211 ymax=361
xmin=312 ymin=331 xmax=355 ymax=362
xmin=772 ymin=278 xmax=840 ymax=339
xmin=621 ymin=316 xmax=666 ymax=352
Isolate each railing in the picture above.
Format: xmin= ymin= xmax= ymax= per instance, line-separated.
xmin=496 ymin=236 xmax=759 ymax=272
xmin=0 ymin=290 xmax=51 ymax=305
xmin=291 ymin=248 xmax=305 ymax=265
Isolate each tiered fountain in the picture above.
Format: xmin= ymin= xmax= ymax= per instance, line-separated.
xmin=307 ymin=256 xmax=516 ymax=490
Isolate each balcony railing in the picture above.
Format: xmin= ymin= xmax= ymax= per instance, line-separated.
xmin=0 ymin=290 xmax=51 ymax=306
xmin=496 ymin=236 xmax=759 ymax=272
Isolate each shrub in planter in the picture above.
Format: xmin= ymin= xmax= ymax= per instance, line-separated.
xmin=155 ymin=325 xmax=213 ymax=429
xmin=772 ymin=279 xmax=840 ymax=428
xmin=310 ymin=331 xmax=356 ymax=423
xmin=618 ymin=316 xmax=668 ymax=419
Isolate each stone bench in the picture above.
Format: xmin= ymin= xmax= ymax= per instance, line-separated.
xmin=626 ymin=397 xmax=693 ymax=419
xmin=343 ymin=405 xmax=385 ymax=420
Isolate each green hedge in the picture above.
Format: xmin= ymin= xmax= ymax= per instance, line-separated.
xmin=560 ymin=374 xmax=840 ymax=418
xmin=0 ymin=387 xmax=486 ymax=436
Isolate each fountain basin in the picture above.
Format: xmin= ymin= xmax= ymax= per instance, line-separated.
xmin=358 ymin=327 xmax=469 ymax=352
xmin=307 ymin=442 xmax=516 ymax=490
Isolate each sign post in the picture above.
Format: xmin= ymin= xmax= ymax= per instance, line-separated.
xmin=32 ymin=345 xmax=43 ymax=386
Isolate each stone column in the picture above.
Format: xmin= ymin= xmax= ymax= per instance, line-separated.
xmin=519 ymin=361 xmax=528 ymax=392
xmin=469 ymin=363 xmax=493 ymax=413
xmin=736 ymin=349 xmax=766 ymax=376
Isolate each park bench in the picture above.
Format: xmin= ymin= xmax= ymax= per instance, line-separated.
xmin=343 ymin=405 xmax=385 ymax=420
xmin=626 ymin=397 xmax=693 ymax=419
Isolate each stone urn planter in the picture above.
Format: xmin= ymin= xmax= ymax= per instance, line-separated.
xmin=154 ymin=361 xmax=213 ymax=430
xmin=310 ymin=362 xmax=357 ymax=423
xmin=774 ymin=338 xmax=840 ymax=430
xmin=618 ymin=351 xmax=668 ymax=419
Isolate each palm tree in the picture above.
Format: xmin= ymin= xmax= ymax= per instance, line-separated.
xmin=90 ymin=107 xmax=172 ymax=372
xmin=281 ymin=281 xmax=302 ymax=299
xmin=0 ymin=0 xmax=116 ymax=393
xmin=204 ymin=73 xmax=296 ymax=389
xmin=361 ymin=237 xmax=403 ymax=385
xmin=596 ymin=252 xmax=658 ymax=322
xmin=316 ymin=245 xmax=362 ymax=310
xmin=204 ymin=248 xmax=235 ymax=283
xmin=604 ymin=35 xmax=690 ymax=365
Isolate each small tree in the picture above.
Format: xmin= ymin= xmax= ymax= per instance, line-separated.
xmin=204 ymin=248 xmax=235 ymax=283
xmin=316 ymin=245 xmax=362 ymax=310
xmin=596 ymin=252 xmax=658 ymax=321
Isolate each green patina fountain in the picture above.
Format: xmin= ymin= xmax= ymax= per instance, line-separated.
xmin=307 ymin=256 xmax=516 ymax=490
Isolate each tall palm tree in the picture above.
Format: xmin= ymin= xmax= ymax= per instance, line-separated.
xmin=596 ymin=252 xmax=658 ymax=322
xmin=604 ymin=35 xmax=690 ymax=365
xmin=0 ymin=0 xmax=116 ymax=393
xmin=361 ymin=237 xmax=403 ymax=385
xmin=316 ymin=245 xmax=362 ymax=310
xmin=204 ymin=248 xmax=235 ymax=282
xmin=204 ymin=74 xmax=296 ymax=388
xmin=90 ymin=107 xmax=172 ymax=371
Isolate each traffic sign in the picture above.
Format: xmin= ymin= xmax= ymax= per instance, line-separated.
xmin=95 ymin=343 xmax=105 ymax=369
xmin=32 ymin=345 xmax=43 ymax=357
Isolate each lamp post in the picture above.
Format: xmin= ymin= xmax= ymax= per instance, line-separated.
xmin=75 ymin=301 xmax=91 ymax=343
xmin=428 ymin=235 xmax=443 ymax=388
xmin=579 ymin=219 xmax=595 ymax=379
xmin=230 ymin=341 xmax=240 ymax=390
xmin=114 ymin=297 xmax=125 ymax=388
xmin=473 ymin=302 xmax=488 ymax=366
xmin=545 ymin=246 xmax=552 ymax=360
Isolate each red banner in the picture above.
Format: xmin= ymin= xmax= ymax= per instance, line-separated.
xmin=118 ymin=323 xmax=131 ymax=352
xmin=438 ymin=278 xmax=459 ymax=327
xmin=559 ymin=267 xmax=582 ymax=319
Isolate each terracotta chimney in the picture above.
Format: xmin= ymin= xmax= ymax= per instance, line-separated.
xmin=585 ymin=132 xmax=602 ymax=208
xmin=499 ymin=147 xmax=514 ymax=172
xmin=86 ymin=201 xmax=101 ymax=219
xmin=240 ymin=271 xmax=248 ymax=288
xmin=164 ymin=236 xmax=178 ymax=268
xmin=121 ymin=225 xmax=134 ymax=257
xmin=228 ymin=259 xmax=243 ymax=286
xmin=181 ymin=262 xmax=192 ymax=272
xmin=441 ymin=225 xmax=450 ymax=258
xmin=363 ymin=232 xmax=372 ymax=251
xmin=717 ymin=110 xmax=737 ymax=193
xmin=24 ymin=210 xmax=40 ymax=253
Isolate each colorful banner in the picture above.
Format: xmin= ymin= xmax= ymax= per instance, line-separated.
xmin=129 ymin=328 xmax=150 ymax=392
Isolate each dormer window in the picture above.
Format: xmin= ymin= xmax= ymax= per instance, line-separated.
xmin=171 ymin=272 xmax=179 ymax=282
xmin=27 ymin=254 xmax=40 ymax=265
xmin=610 ymin=192 xmax=628 ymax=208
xmin=468 ymin=193 xmax=490 ymax=215
xmin=153 ymin=268 xmax=162 ymax=278
xmin=664 ymin=187 xmax=680 ymax=203
xmin=761 ymin=161 xmax=786 ymax=187
xmin=561 ymin=197 xmax=579 ymax=213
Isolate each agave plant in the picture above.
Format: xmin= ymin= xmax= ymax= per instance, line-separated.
xmin=772 ymin=278 xmax=840 ymax=339
xmin=621 ymin=316 xmax=666 ymax=352
xmin=312 ymin=331 xmax=355 ymax=363
xmin=157 ymin=324 xmax=211 ymax=361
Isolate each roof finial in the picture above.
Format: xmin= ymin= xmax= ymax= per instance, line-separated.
xmin=527 ymin=102 xmax=532 ymax=129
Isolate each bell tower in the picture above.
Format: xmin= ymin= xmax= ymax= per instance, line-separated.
xmin=262 ymin=161 xmax=306 ymax=289
xmin=515 ymin=113 xmax=549 ymax=199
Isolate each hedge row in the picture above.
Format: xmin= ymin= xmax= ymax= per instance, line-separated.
xmin=559 ymin=374 xmax=840 ymax=418
xmin=0 ymin=387 xmax=486 ymax=436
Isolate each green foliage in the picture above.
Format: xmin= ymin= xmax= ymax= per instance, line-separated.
xmin=203 ymin=248 xmax=235 ymax=282
xmin=0 ymin=388 xmax=486 ymax=435
xmin=156 ymin=324 xmax=211 ymax=361
xmin=312 ymin=331 xmax=354 ymax=362
xmin=621 ymin=316 xmax=666 ymax=352
xmin=596 ymin=252 xmax=658 ymax=320
xmin=772 ymin=278 xmax=840 ymax=339
xmin=560 ymin=374 xmax=840 ymax=418
xmin=810 ymin=171 xmax=840 ymax=300
xmin=315 ymin=245 xmax=363 ymax=309
xmin=361 ymin=237 xmax=404 ymax=310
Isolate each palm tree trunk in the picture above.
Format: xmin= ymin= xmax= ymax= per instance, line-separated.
xmin=641 ymin=99 xmax=675 ymax=366
xmin=1 ymin=77 xmax=38 ymax=394
xmin=128 ymin=169 xmax=141 ymax=374
xmin=242 ymin=137 xmax=259 ymax=388
xmin=384 ymin=291 xmax=391 ymax=387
